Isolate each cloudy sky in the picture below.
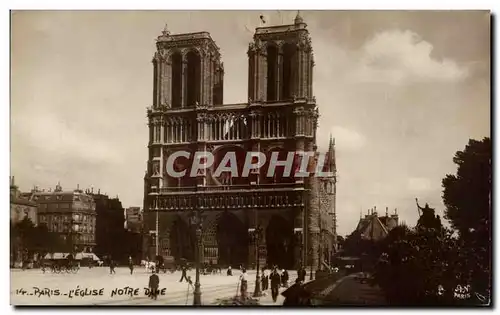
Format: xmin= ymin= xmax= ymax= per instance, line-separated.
xmin=11 ymin=11 xmax=490 ymax=235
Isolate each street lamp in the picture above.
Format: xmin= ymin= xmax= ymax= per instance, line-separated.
xmin=308 ymin=247 xmax=314 ymax=280
xmin=155 ymin=193 xmax=159 ymax=257
xmin=249 ymin=225 xmax=263 ymax=297
xmin=189 ymin=210 xmax=203 ymax=305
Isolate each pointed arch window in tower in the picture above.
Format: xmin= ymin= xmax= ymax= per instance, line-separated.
xmin=186 ymin=51 xmax=201 ymax=106
xmin=281 ymin=43 xmax=297 ymax=101
xmin=171 ymin=52 xmax=183 ymax=108
xmin=266 ymin=45 xmax=278 ymax=102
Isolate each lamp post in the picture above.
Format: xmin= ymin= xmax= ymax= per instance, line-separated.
xmin=308 ymin=247 xmax=314 ymax=280
xmin=155 ymin=194 xmax=159 ymax=257
xmin=318 ymin=185 xmax=323 ymax=271
xmin=189 ymin=210 xmax=203 ymax=305
xmin=250 ymin=225 xmax=263 ymax=297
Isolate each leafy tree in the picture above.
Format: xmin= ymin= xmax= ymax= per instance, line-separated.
xmin=32 ymin=223 xmax=63 ymax=256
xmin=442 ymin=137 xmax=491 ymax=237
xmin=376 ymin=224 xmax=439 ymax=304
xmin=373 ymin=138 xmax=492 ymax=305
xmin=11 ymin=219 xmax=63 ymax=261
xmin=11 ymin=218 xmax=36 ymax=262
xmin=442 ymin=137 xmax=491 ymax=296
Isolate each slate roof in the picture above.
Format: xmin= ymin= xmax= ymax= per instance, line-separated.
xmin=353 ymin=213 xmax=397 ymax=241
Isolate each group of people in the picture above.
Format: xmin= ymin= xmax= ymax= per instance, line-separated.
xmin=236 ymin=266 xmax=295 ymax=303
xmin=266 ymin=267 xmax=291 ymax=302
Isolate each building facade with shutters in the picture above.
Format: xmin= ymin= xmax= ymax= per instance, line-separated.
xmin=27 ymin=183 xmax=97 ymax=253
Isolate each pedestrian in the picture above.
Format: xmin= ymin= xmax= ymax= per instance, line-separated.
xmin=281 ymin=269 xmax=289 ymax=288
xmin=282 ymin=278 xmax=311 ymax=306
xmin=148 ymin=269 xmax=160 ymax=300
xmin=129 ymin=257 xmax=134 ymax=275
xmin=266 ymin=269 xmax=270 ymax=290
xmin=298 ymin=266 xmax=307 ymax=282
xmin=270 ymin=267 xmax=281 ymax=303
xmin=261 ymin=268 xmax=267 ymax=291
xmin=239 ymin=267 xmax=248 ymax=299
xmin=227 ymin=265 xmax=233 ymax=276
xmin=179 ymin=265 xmax=188 ymax=282
xmin=109 ymin=260 xmax=116 ymax=274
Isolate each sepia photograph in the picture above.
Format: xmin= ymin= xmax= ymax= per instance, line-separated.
xmin=9 ymin=9 xmax=491 ymax=306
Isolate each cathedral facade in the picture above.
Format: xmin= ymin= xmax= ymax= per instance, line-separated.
xmin=143 ymin=14 xmax=337 ymax=270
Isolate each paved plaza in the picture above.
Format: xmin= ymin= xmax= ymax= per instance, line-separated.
xmin=11 ymin=267 xmax=294 ymax=306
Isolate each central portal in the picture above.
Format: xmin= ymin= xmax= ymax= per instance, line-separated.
xmin=266 ymin=215 xmax=294 ymax=269
xmin=216 ymin=212 xmax=248 ymax=267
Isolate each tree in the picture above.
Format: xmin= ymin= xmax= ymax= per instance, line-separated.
xmin=442 ymin=137 xmax=491 ymax=295
xmin=32 ymin=223 xmax=63 ymax=256
xmin=442 ymin=137 xmax=491 ymax=237
xmin=11 ymin=219 xmax=63 ymax=262
xmin=11 ymin=218 xmax=36 ymax=263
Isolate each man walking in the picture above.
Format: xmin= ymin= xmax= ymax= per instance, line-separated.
xmin=148 ymin=270 xmax=160 ymax=300
xmin=270 ymin=267 xmax=281 ymax=303
xmin=128 ymin=256 xmax=134 ymax=275
xmin=179 ymin=265 xmax=188 ymax=283
xmin=282 ymin=269 xmax=289 ymax=288
xmin=109 ymin=259 xmax=116 ymax=274
xmin=298 ymin=266 xmax=307 ymax=282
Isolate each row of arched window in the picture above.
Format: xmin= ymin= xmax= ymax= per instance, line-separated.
xmin=151 ymin=112 xmax=293 ymax=144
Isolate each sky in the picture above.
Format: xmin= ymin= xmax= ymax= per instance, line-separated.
xmin=10 ymin=10 xmax=490 ymax=235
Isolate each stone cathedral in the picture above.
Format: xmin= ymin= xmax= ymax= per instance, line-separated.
xmin=143 ymin=13 xmax=337 ymax=270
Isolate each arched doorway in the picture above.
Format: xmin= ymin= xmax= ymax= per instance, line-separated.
xmin=169 ymin=217 xmax=195 ymax=263
xmin=216 ymin=212 xmax=248 ymax=267
xmin=266 ymin=215 xmax=294 ymax=269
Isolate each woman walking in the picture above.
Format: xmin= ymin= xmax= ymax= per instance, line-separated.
xmin=239 ymin=268 xmax=248 ymax=299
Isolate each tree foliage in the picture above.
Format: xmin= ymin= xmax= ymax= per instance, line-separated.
xmin=11 ymin=218 xmax=62 ymax=260
xmin=373 ymin=137 xmax=492 ymax=305
xmin=442 ymin=137 xmax=491 ymax=295
xmin=442 ymin=137 xmax=491 ymax=237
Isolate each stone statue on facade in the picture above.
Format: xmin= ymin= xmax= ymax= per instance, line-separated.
xmin=162 ymin=23 xmax=170 ymax=36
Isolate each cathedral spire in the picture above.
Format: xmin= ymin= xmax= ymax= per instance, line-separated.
xmin=327 ymin=134 xmax=336 ymax=171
